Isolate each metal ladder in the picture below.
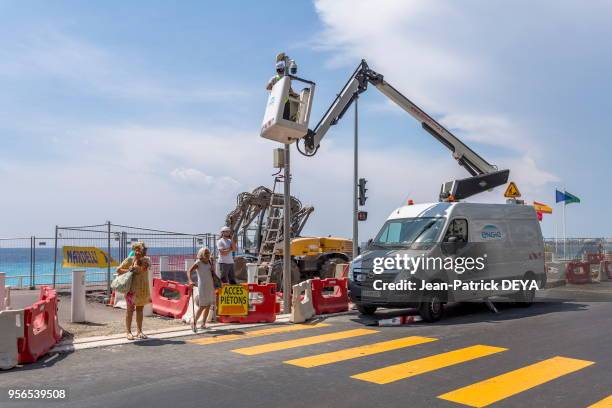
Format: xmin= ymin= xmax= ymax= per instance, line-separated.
xmin=258 ymin=175 xmax=285 ymax=283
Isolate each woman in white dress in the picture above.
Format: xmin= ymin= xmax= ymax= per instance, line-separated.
xmin=187 ymin=247 xmax=217 ymax=329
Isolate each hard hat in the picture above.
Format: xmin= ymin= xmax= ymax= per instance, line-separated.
xmin=220 ymin=226 xmax=231 ymax=234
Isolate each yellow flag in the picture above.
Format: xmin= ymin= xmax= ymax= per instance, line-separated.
xmin=62 ymin=246 xmax=119 ymax=268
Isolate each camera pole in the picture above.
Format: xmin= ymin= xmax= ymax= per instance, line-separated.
xmin=283 ymin=143 xmax=292 ymax=313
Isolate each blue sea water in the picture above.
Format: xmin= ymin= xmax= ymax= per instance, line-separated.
xmin=0 ymin=247 xmax=197 ymax=287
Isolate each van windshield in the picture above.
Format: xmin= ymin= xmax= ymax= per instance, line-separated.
xmin=372 ymin=217 xmax=446 ymax=249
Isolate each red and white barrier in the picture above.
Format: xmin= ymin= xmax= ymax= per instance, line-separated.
xmin=566 ymin=261 xmax=591 ymax=284
xmin=290 ymin=280 xmax=315 ymax=323
xmin=0 ymin=309 xmax=23 ymax=370
xmin=151 ymin=279 xmax=191 ymax=319
xmin=586 ymin=253 xmax=605 ymax=264
xmin=217 ymin=283 xmax=277 ymax=324
xmin=601 ymin=260 xmax=612 ymax=281
xmin=311 ymin=278 xmax=349 ymax=315
xmin=18 ymin=287 xmax=62 ymax=364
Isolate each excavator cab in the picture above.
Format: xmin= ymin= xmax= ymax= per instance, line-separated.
xmin=260 ymin=75 xmax=315 ymax=144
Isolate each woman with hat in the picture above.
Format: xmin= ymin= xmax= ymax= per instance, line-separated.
xmin=186 ymin=247 xmax=217 ymax=330
xmin=116 ymin=242 xmax=151 ymax=340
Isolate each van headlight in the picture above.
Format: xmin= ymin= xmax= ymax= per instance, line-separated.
xmin=348 ymin=263 xmax=355 ymax=281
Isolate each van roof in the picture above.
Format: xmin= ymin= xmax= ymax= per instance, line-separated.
xmin=388 ymin=202 xmax=537 ymax=220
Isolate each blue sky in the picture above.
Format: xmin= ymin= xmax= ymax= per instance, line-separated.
xmin=0 ymin=0 xmax=610 ymax=240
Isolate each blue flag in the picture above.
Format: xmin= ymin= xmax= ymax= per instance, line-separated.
xmin=556 ymin=189 xmax=581 ymax=204
xmin=555 ymin=189 xmax=566 ymax=203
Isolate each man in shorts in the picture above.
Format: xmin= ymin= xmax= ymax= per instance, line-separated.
xmin=217 ymin=226 xmax=237 ymax=284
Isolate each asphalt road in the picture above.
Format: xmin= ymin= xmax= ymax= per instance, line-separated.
xmin=2 ymin=301 xmax=611 ymax=408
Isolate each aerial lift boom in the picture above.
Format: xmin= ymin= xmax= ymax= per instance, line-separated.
xmin=296 ymin=60 xmax=509 ymax=200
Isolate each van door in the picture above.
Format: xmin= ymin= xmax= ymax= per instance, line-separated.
xmin=441 ymin=218 xmax=481 ymax=301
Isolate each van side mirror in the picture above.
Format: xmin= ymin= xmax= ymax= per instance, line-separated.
xmin=367 ymin=238 xmax=373 ymax=249
xmin=442 ymin=236 xmax=458 ymax=255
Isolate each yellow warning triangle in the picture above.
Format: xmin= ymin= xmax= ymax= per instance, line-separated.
xmin=504 ymin=182 xmax=521 ymax=198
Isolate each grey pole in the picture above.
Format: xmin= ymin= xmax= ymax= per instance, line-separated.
xmin=283 ymin=143 xmax=292 ymax=313
xmin=53 ymin=226 xmax=58 ymax=288
xmin=107 ymin=221 xmax=111 ymax=295
xmin=352 ymin=95 xmax=359 ymax=258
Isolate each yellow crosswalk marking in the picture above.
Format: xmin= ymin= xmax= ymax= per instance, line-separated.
xmin=187 ymin=323 xmax=329 ymax=345
xmin=351 ymin=345 xmax=507 ymax=384
xmin=438 ymin=356 xmax=595 ymax=407
xmin=232 ymin=329 xmax=378 ymax=356
xmin=285 ymin=336 xmax=438 ymax=368
xmin=588 ymin=395 xmax=612 ymax=408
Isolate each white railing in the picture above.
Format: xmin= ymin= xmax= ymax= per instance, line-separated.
xmin=6 ymin=272 xmax=112 ymax=289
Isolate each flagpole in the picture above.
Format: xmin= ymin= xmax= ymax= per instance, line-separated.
xmin=554 ymin=221 xmax=558 ymax=261
xmin=563 ymin=194 xmax=566 ymax=259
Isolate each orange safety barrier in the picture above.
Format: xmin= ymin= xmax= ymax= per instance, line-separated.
xmin=566 ymin=261 xmax=591 ymax=284
xmin=311 ymin=277 xmax=349 ymax=315
xmin=603 ymin=260 xmax=612 ymax=280
xmin=586 ymin=253 xmax=604 ymax=264
xmin=18 ymin=286 xmax=61 ymax=364
xmin=217 ymin=283 xmax=277 ymax=324
xmin=151 ymin=278 xmax=191 ymax=319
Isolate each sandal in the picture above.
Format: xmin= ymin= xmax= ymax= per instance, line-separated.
xmin=136 ymin=332 xmax=148 ymax=339
xmin=126 ymin=332 xmax=135 ymax=341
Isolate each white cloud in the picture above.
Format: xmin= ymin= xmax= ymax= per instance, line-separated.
xmin=170 ymin=167 xmax=241 ymax=191
xmin=0 ymin=30 xmax=246 ymax=103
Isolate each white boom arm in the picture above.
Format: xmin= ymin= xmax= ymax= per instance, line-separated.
xmin=301 ymin=60 xmax=509 ymax=199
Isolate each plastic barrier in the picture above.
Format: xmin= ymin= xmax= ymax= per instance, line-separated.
xmin=602 ymin=260 xmax=612 ymax=281
xmin=566 ymin=261 xmax=591 ymax=284
xmin=335 ymin=263 xmax=350 ymax=278
xmin=311 ymin=278 xmax=349 ymax=315
xmin=18 ymin=287 xmax=61 ymax=364
xmin=151 ymin=279 xmax=191 ymax=319
xmin=217 ymin=283 xmax=277 ymax=324
xmin=586 ymin=253 xmax=604 ymax=264
xmin=40 ymin=287 xmax=63 ymax=342
xmin=290 ymin=280 xmax=315 ymax=323
xmin=0 ymin=309 xmax=24 ymax=370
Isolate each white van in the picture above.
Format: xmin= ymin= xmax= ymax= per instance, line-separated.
xmin=349 ymin=201 xmax=546 ymax=322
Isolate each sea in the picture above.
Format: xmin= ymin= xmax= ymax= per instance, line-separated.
xmin=0 ymin=247 xmax=199 ymax=287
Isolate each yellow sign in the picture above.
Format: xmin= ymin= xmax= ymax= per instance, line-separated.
xmin=62 ymin=246 xmax=118 ymax=268
xmin=504 ymin=181 xmax=522 ymax=198
xmin=533 ymin=201 xmax=553 ymax=214
xmin=218 ymin=284 xmax=249 ymax=316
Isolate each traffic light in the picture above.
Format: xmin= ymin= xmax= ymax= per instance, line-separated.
xmin=358 ymin=178 xmax=368 ymax=206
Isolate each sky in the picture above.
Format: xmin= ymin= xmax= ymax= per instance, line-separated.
xmin=0 ymin=0 xmax=610 ymax=240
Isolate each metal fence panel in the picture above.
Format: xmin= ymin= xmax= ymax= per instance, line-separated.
xmin=0 ymin=222 xmax=217 ymax=292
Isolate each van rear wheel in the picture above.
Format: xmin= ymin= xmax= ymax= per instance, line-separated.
xmin=514 ymin=272 xmax=536 ymax=307
xmin=418 ymin=290 xmax=445 ymax=322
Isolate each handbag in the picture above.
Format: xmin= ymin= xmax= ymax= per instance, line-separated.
xmin=111 ymin=270 xmax=133 ymax=294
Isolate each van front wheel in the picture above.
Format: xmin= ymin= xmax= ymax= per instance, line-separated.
xmin=418 ymin=291 xmax=445 ymax=322
xmin=357 ymin=304 xmax=377 ymax=315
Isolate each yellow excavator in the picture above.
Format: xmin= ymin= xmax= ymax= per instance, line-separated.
xmin=225 ymin=181 xmax=352 ymax=286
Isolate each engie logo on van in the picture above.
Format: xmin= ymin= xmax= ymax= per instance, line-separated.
xmin=480 ymin=224 xmax=503 ymax=240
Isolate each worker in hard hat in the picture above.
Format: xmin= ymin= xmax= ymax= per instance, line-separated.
xmin=217 ymin=226 xmax=237 ymax=284
xmin=266 ymin=53 xmax=299 ymax=120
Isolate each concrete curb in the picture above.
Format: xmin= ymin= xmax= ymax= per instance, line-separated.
xmin=51 ymin=309 xmax=357 ymax=354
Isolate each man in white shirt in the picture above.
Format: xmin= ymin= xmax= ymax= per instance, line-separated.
xmin=217 ymin=226 xmax=237 ymax=284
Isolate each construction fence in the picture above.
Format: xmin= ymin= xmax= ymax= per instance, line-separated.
xmin=543 ymin=237 xmax=611 ymax=261
xmin=0 ymin=222 xmax=218 ymax=293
